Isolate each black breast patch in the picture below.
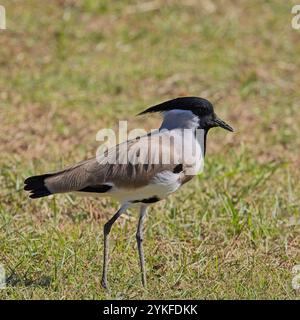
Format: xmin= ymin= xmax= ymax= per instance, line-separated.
xmin=173 ymin=164 xmax=183 ymax=174
xmin=132 ymin=196 xmax=160 ymax=204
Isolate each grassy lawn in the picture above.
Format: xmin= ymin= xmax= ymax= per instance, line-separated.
xmin=0 ymin=0 xmax=299 ymax=299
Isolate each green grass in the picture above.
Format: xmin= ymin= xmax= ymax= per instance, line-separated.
xmin=0 ymin=0 xmax=299 ymax=299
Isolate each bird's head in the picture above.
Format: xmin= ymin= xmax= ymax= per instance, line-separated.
xmin=138 ymin=96 xmax=234 ymax=132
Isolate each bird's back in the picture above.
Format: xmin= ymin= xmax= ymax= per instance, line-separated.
xmin=24 ymin=129 xmax=203 ymax=199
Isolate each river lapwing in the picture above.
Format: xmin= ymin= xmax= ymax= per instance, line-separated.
xmin=24 ymin=97 xmax=233 ymax=289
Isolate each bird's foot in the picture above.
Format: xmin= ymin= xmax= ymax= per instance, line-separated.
xmin=101 ymin=277 xmax=109 ymax=290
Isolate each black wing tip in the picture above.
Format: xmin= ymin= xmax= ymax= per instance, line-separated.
xmin=78 ymin=184 xmax=112 ymax=193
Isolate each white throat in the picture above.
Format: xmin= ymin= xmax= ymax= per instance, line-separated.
xmin=159 ymin=109 xmax=199 ymax=130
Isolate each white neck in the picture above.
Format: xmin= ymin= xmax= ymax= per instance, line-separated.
xmin=159 ymin=110 xmax=199 ymax=130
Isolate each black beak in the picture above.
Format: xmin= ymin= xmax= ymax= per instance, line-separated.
xmin=214 ymin=117 xmax=234 ymax=132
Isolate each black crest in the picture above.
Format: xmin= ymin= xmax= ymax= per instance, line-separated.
xmin=138 ymin=97 xmax=214 ymax=117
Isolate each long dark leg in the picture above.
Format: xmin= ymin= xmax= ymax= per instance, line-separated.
xmin=101 ymin=203 xmax=129 ymax=289
xmin=136 ymin=205 xmax=148 ymax=287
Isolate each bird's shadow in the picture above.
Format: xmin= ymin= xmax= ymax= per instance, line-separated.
xmin=6 ymin=272 xmax=52 ymax=288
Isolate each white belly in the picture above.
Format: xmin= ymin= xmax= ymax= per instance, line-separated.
xmin=110 ymin=170 xmax=182 ymax=203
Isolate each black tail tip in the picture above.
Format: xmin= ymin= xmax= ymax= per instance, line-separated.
xmin=24 ymin=174 xmax=53 ymax=199
xmin=28 ymin=189 xmax=52 ymax=198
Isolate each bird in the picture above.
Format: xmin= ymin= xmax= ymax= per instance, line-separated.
xmin=24 ymin=96 xmax=234 ymax=289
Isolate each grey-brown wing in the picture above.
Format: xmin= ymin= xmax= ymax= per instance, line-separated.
xmin=42 ymin=133 xmax=188 ymax=193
